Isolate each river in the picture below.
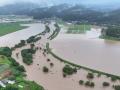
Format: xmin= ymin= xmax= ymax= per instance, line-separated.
xmin=0 ymin=23 xmax=45 ymax=47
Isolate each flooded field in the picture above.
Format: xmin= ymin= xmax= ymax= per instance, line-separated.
xmin=11 ymin=29 xmax=118 ymax=90
xmin=51 ymin=32 xmax=120 ymax=76
xmin=0 ymin=22 xmax=120 ymax=90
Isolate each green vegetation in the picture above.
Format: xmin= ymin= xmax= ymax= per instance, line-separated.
xmin=0 ymin=22 xmax=28 ymax=36
xmin=101 ymin=26 xmax=120 ymax=41
xmin=113 ymin=85 xmax=120 ymax=90
xmin=8 ymin=57 xmax=26 ymax=76
xmin=100 ymin=35 xmax=120 ymax=41
xmin=0 ymin=21 xmax=50 ymax=90
xmin=45 ymin=25 xmax=50 ymax=33
xmin=2 ymin=85 xmax=19 ymax=90
xmin=0 ymin=56 xmax=25 ymax=80
xmin=79 ymin=80 xmax=84 ymax=85
xmin=67 ymin=24 xmax=91 ymax=34
xmin=0 ymin=46 xmax=44 ymax=90
xmin=63 ymin=65 xmax=77 ymax=75
xmin=0 ymin=56 xmax=11 ymax=75
xmin=0 ymin=81 xmax=44 ymax=90
xmin=111 ymin=76 xmax=118 ymax=82
xmin=103 ymin=82 xmax=110 ymax=87
xmin=39 ymin=25 xmax=51 ymax=36
xmin=12 ymin=40 xmax=26 ymax=50
xmin=12 ymin=34 xmax=41 ymax=50
xmin=19 ymin=81 xmax=44 ymax=90
xmin=16 ymin=65 xmax=26 ymax=72
xmin=48 ymin=23 xmax=60 ymax=40
xmin=85 ymin=81 xmax=95 ymax=88
xmin=21 ymin=48 xmax=36 ymax=65
xmin=0 ymin=55 xmax=11 ymax=65
xmin=87 ymin=73 xmax=94 ymax=79
xmin=26 ymin=36 xmax=41 ymax=44
xmin=50 ymin=63 xmax=54 ymax=67
xmin=57 ymin=19 xmax=66 ymax=25
xmin=11 ymin=22 xmax=49 ymax=51
xmin=0 ymin=47 xmax=12 ymax=57
xmin=43 ymin=66 xmax=49 ymax=73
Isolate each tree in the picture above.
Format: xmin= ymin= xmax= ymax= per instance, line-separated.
xmin=45 ymin=25 xmax=50 ymax=33
xmin=111 ymin=76 xmax=117 ymax=82
xmin=85 ymin=81 xmax=95 ymax=88
xmin=4 ymin=85 xmax=18 ymax=90
xmin=0 ymin=47 xmax=12 ymax=57
xmin=20 ymin=40 xmax=26 ymax=46
xmin=87 ymin=73 xmax=94 ymax=79
xmin=79 ymin=80 xmax=84 ymax=85
xmin=17 ymin=65 xmax=26 ymax=72
xmin=30 ymin=44 xmax=35 ymax=49
xmin=113 ymin=85 xmax=120 ymax=90
xmin=27 ymin=36 xmax=35 ymax=43
xmin=85 ymin=81 xmax=90 ymax=86
xmin=43 ymin=66 xmax=49 ymax=73
xmin=23 ymin=81 xmax=44 ymax=90
xmin=63 ymin=65 xmax=77 ymax=75
xmin=103 ymin=82 xmax=110 ymax=87
xmin=90 ymin=82 xmax=95 ymax=87
xmin=21 ymin=49 xmax=36 ymax=65
xmin=102 ymin=26 xmax=120 ymax=40
xmin=50 ymin=63 xmax=54 ymax=67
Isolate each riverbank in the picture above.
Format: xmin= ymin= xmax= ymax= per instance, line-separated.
xmin=100 ymin=35 xmax=120 ymax=41
xmin=0 ymin=46 xmax=44 ymax=90
xmin=0 ymin=22 xmax=30 ymax=36
xmin=0 ymin=23 xmax=45 ymax=47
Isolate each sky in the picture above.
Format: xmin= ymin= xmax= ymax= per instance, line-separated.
xmin=0 ymin=0 xmax=120 ymax=6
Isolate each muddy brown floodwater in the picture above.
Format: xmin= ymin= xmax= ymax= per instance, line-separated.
xmin=51 ymin=30 xmax=120 ymax=76
xmin=0 ymin=23 xmax=45 ymax=47
xmin=0 ymin=22 xmax=120 ymax=90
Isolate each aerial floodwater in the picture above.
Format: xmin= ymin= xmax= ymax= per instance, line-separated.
xmin=0 ymin=23 xmax=45 ymax=47
xmin=51 ymin=28 xmax=120 ymax=76
xmin=2 ymin=1 xmax=120 ymax=90
xmin=0 ymin=21 xmax=119 ymax=90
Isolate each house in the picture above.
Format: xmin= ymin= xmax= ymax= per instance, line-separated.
xmin=0 ymin=81 xmax=6 ymax=87
xmin=8 ymin=80 xmax=15 ymax=84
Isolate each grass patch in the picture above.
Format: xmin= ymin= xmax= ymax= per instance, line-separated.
xmin=3 ymin=80 xmax=44 ymax=90
xmin=67 ymin=24 xmax=91 ymax=34
xmin=100 ymin=35 xmax=120 ymax=41
xmin=0 ymin=22 xmax=28 ymax=36
xmin=0 ymin=55 xmax=11 ymax=65
xmin=0 ymin=64 xmax=10 ymax=74
xmin=0 ymin=55 xmax=11 ymax=74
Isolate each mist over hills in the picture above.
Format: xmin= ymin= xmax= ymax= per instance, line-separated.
xmin=0 ymin=3 xmax=40 ymax=15
xmin=0 ymin=2 xmax=120 ymax=25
